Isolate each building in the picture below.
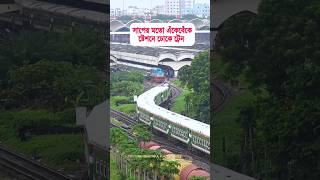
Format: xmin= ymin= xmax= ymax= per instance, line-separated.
xmin=193 ymin=3 xmax=209 ymax=18
xmin=127 ymin=6 xmax=141 ymax=16
xmin=152 ymin=5 xmax=166 ymax=15
xmin=165 ymin=0 xmax=180 ymax=17
xmin=110 ymin=8 xmax=122 ymax=19
xmin=180 ymin=0 xmax=194 ymax=15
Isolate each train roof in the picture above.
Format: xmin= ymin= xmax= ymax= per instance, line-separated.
xmin=136 ymin=84 xmax=210 ymax=137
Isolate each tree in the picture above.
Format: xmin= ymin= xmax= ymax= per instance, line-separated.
xmin=0 ymin=29 xmax=106 ymax=75
xmin=132 ymin=123 xmax=151 ymax=146
xmin=111 ymin=71 xmax=144 ymax=84
xmin=111 ymin=81 xmax=144 ymax=97
xmin=216 ymin=0 xmax=320 ymax=179
xmin=189 ymin=176 xmax=207 ymax=180
xmin=178 ymin=51 xmax=210 ymax=123
xmin=2 ymin=60 xmax=106 ymax=110
xmin=159 ymin=160 xmax=180 ymax=180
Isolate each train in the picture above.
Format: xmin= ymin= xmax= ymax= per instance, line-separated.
xmin=147 ymin=67 xmax=175 ymax=83
xmin=148 ymin=68 xmax=167 ymax=83
xmin=136 ymin=83 xmax=210 ymax=154
xmin=139 ymin=141 xmax=210 ymax=180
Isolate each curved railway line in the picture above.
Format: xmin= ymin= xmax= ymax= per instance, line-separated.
xmin=110 ymin=119 xmax=210 ymax=171
xmin=0 ymin=146 xmax=73 ymax=180
xmin=110 ymin=84 xmax=210 ymax=171
xmin=110 ymin=82 xmax=258 ymax=180
xmin=212 ymin=81 xmax=230 ymax=113
xmin=170 ymin=83 xmax=182 ymax=100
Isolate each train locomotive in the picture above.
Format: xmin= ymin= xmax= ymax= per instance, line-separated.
xmin=136 ymin=83 xmax=210 ymax=155
xmin=148 ymin=67 xmax=175 ymax=83
xmin=149 ymin=68 xmax=167 ymax=83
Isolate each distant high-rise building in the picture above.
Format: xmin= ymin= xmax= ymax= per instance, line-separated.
xmin=193 ymin=3 xmax=209 ymax=18
xmin=165 ymin=0 xmax=180 ymax=17
xmin=152 ymin=5 xmax=166 ymax=15
xmin=180 ymin=0 xmax=194 ymax=15
xmin=110 ymin=8 xmax=122 ymax=19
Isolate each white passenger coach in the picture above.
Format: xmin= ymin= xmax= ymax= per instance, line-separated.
xmin=136 ymin=83 xmax=210 ymax=154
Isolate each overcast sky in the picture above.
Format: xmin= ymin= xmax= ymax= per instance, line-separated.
xmin=111 ymin=0 xmax=210 ymax=9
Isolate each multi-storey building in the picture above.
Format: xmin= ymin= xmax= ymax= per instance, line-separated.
xmin=110 ymin=8 xmax=122 ymax=19
xmin=180 ymin=0 xmax=194 ymax=15
xmin=193 ymin=3 xmax=210 ymax=18
xmin=152 ymin=5 xmax=166 ymax=15
xmin=165 ymin=0 xmax=180 ymax=17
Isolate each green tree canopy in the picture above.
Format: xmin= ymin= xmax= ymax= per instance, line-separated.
xmin=178 ymin=51 xmax=210 ymax=123
xmin=2 ymin=60 xmax=105 ymax=110
xmin=215 ymin=0 xmax=320 ymax=179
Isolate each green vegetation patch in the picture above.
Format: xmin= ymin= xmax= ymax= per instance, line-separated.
xmin=0 ymin=131 xmax=84 ymax=172
xmin=111 ymin=118 xmax=125 ymax=127
xmin=114 ymin=104 xmax=136 ymax=116
xmin=110 ymin=155 xmax=124 ymax=180
xmin=172 ymin=88 xmax=192 ymax=115
xmin=110 ymin=96 xmax=132 ymax=108
xmin=212 ymin=89 xmax=255 ymax=168
xmin=111 ymin=96 xmax=136 ymax=116
xmin=0 ymin=110 xmax=84 ymax=172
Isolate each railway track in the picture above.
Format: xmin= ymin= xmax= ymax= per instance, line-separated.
xmin=111 ymin=109 xmax=136 ymax=126
xmin=212 ymin=81 xmax=229 ymax=113
xmin=110 ymin=120 xmax=210 ymax=171
xmin=169 ymin=83 xmax=182 ymax=100
xmin=0 ymin=146 xmax=73 ymax=180
xmin=170 ymin=81 xmax=229 ymax=113
xmin=111 ymin=84 xmax=210 ymax=170
xmin=110 ymin=108 xmax=211 ymax=171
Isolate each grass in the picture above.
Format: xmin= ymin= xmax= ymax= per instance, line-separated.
xmin=212 ymin=90 xmax=255 ymax=167
xmin=111 ymin=118 xmax=125 ymax=127
xmin=172 ymin=79 xmax=183 ymax=88
xmin=171 ymin=79 xmax=193 ymax=115
xmin=0 ymin=110 xmax=84 ymax=172
xmin=111 ymin=96 xmax=136 ymax=116
xmin=110 ymin=155 xmax=123 ymax=180
xmin=111 ymin=96 xmax=131 ymax=108
xmin=172 ymin=89 xmax=192 ymax=114
xmin=115 ymin=104 xmax=136 ymax=116
xmin=1 ymin=132 xmax=84 ymax=172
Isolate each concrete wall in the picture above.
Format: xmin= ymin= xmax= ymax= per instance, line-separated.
xmin=76 ymin=101 xmax=109 ymax=149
